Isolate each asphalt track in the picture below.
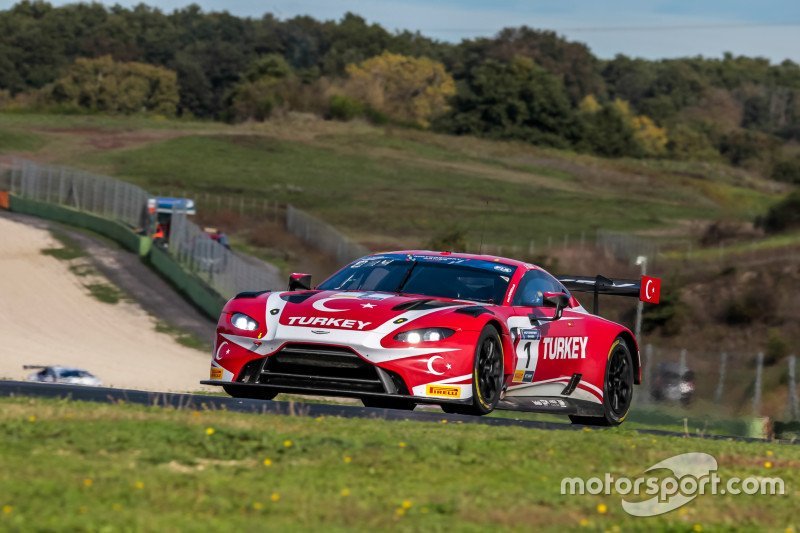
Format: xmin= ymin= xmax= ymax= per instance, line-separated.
xmin=0 ymin=380 xmax=792 ymax=445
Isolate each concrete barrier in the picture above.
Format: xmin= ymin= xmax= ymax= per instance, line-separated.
xmin=9 ymin=195 xmax=149 ymax=255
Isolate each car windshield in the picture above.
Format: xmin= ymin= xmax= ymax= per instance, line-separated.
xmin=318 ymin=255 xmax=514 ymax=304
xmin=58 ymin=370 xmax=91 ymax=378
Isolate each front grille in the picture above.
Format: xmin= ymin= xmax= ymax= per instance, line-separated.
xmin=257 ymin=343 xmax=385 ymax=393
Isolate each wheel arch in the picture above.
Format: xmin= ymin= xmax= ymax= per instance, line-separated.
xmin=617 ymin=329 xmax=641 ymax=385
xmin=483 ymin=317 xmax=512 ymax=377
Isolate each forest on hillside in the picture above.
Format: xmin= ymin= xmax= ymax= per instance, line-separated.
xmin=2 ymin=1 xmax=800 ymax=185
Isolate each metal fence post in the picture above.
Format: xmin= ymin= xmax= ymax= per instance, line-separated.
xmin=714 ymin=352 xmax=728 ymax=403
xmin=679 ymin=348 xmax=688 ymax=376
xmin=753 ymin=351 xmax=764 ymax=416
xmin=643 ymin=343 xmax=654 ymax=404
xmin=789 ymin=355 xmax=798 ymax=421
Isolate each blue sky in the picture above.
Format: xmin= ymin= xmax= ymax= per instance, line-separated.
xmin=11 ymin=0 xmax=800 ymax=62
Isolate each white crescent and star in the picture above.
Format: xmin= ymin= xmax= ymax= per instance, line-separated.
xmin=312 ymin=296 xmax=378 ymax=312
xmin=645 ymin=279 xmax=654 ymax=299
xmin=426 ymin=355 xmax=451 ymax=375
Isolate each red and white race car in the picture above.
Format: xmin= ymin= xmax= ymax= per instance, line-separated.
xmin=202 ymin=251 xmax=660 ymax=426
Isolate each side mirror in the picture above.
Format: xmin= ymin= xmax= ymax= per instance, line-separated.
xmin=288 ymin=273 xmax=312 ymax=291
xmin=530 ymin=291 xmax=570 ymax=322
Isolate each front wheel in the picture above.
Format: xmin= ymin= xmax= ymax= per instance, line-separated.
xmin=569 ymin=337 xmax=634 ymax=427
xmin=441 ymin=325 xmax=504 ymax=416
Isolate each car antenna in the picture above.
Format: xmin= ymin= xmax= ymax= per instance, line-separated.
xmin=479 ymin=199 xmax=488 ymax=254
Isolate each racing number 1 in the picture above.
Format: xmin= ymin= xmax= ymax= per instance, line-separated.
xmin=522 ymin=342 xmax=533 ymax=370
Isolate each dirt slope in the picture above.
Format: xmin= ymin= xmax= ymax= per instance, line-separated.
xmin=0 ymin=216 xmax=212 ymax=391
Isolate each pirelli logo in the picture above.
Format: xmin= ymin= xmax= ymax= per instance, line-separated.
xmin=210 ymin=367 xmax=223 ymax=380
xmin=426 ymin=384 xmax=461 ymax=398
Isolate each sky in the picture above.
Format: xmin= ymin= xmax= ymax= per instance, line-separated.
xmin=11 ymin=0 xmax=800 ymax=62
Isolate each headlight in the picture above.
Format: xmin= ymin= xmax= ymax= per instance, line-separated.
xmin=394 ymin=328 xmax=455 ymax=344
xmin=231 ymin=312 xmax=258 ymax=331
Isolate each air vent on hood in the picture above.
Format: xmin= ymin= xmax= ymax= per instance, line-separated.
xmin=392 ymin=299 xmax=458 ymax=311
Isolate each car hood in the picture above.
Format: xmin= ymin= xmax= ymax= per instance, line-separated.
xmin=276 ymin=290 xmax=474 ymax=332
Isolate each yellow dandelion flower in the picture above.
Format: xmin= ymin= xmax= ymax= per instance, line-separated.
xmin=401 ymin=500 xmax=412 ymax=510
xmin=340 ymin=488 xmax=351 ymax=497
xmin=395 ymin=508 xmax=406 ymax=517
xmin=343 ymin=456 xmax=352 ymax=464
xmin=766 ymin=450 xmax=774 ymax=457
xmin=134 ymin=481 xmax=145 ymax=490
xmin=398 ymin=442 xmax=407 ymax=448
xmin=270 ymin=492 xmax=280 ymax=502
xmin=693 ymin=524 xmax=703 ymax=532
xmin=596 ymin=503 xmax=608 ymax=514
xmin=784 ymin=527 xmax=795 ymax=533
xmin=440 ymin=419 xmax=448 ymax=424
xmin=83 ymin=478 xmax=93 ymax=488
xmin=315 ymin=416 xmax=324 ymax=422
xmin=579 ymin=518 xmax=589 ymax=527
xmin=27 ymin=415 xmax=36 ymax=423
xmin=252 ymin=502 xmax=263 ymax=510
xmin=678 ymin=508 xmax=688 ymax=517
xmin=283 ymin=439 xmax=293 ymax=448
xmin=764 ymin=461 xmax=773 ymax=469
xmin=583 ymin=427 xmax=592 ymax=432
xmin=263 ymin=458 xmax=272 ymax=467
xmin=611 ymin=526 xmax=621 ymax=533
xmin=2 ymin=505 xmax=12 ymax=515
xmin=191 ymin=411 xmax=200 ymax=417
xmin=205 ymin=427 xmax=215 ymax=436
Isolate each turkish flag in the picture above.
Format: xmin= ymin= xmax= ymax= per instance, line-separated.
xmin=640 ymin=276 xmax=661 ymax=304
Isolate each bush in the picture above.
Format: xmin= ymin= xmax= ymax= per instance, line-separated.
xmin=327 ymin=94 xmax=363 ymax=121
xmin=770 ymin=155 xmax=800 ymax=184
xmin=758 ymin=191 xmax=800 ymax=234
xmin=642 ymin=285 xmax=685 ymax=336
xmin=425 ymin=227 xmax=468 ymax=252
xmin=765 ymin=328 xmax=789 ymax=366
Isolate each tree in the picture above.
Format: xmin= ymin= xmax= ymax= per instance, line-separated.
xmin=344 ymin=51 xmax=455 ymax=128
xmin=578 ymin=98 xmax=666 ymax=157
xmin=443 ymin=57 xmax=576 ymax=147
xmin=49 ymin=55 xmax=179 ymax=115
xmin=227 ymin=54 xmax=294 ymax=121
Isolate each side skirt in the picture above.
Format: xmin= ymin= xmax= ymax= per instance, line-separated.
xmin=496 ymin=396 xmax=605 ymax=417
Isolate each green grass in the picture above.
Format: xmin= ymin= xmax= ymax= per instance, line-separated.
xmin=80 ymin=134 xmax=773 ymax=248
xmin=0 ymin=397 xmax=796 ymax=531
xmin=0 ymin=127 xmax=45 ymax=153
xmin=154 ymin=323 xmax=211 ymax=352
xmin=85 ymin=282 xmax=125 ymax=305
xmin=1 ymin=112 xmax=782 ymax=250
xmin=41 ymin=230 xmax=86 ymax=260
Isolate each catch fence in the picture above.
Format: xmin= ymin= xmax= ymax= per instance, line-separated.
xmin=2 ymin=159 xmax=281 ymax=297
xmin=286 ymin=204 xmax=369 ymax=265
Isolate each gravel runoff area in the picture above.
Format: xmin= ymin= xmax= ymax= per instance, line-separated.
xmin=0 ymin=213 xmax=214 ymax=392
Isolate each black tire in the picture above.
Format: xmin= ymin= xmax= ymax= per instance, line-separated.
xmin=441 ymin=325 xmax=504 ymax=416
xmin=569 ymin=337 xmax=634 ymax=427
xmin=223 ymin=384 xmax=278 ymax=400
xmin=361 ymin=397 xmax=416 ymax=411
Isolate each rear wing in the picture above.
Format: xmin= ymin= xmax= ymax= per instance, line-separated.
xmin=557 ymin=275 xmax=661 ymax=314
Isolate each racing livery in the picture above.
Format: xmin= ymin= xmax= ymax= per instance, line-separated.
xmin=202 ymin=251 xmax=660 ymax=426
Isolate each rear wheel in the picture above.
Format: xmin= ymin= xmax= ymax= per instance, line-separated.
xmin=441 ymin=325 xmax=504 ymax=416
xmin=223 ymin=384 xmax=278 ymax=400
xmin=569 ymin=337 xmax=633 ymax=427
xmin=361 ymin=397 xmax=416 ymax=411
